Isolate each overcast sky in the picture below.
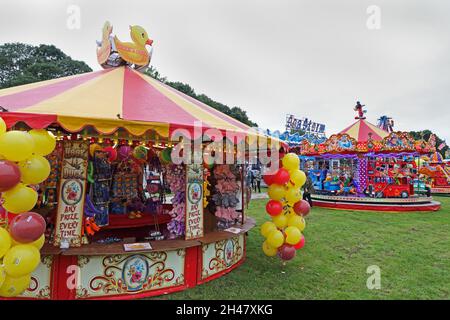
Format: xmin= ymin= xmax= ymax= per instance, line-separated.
xmin=1 ymin=0 xmax=449 ymax=141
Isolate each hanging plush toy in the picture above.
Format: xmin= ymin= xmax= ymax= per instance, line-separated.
xmin=83 ymin=195 xmax=102 ymax=235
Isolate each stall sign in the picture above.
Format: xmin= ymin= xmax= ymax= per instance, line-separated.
xmin=185 ymin=164 xmax=204 ymax=240
xmin=285 ymin=114 xmax=326 ymax=136
xmin=53 ymin=141 xmax=89 ymax=247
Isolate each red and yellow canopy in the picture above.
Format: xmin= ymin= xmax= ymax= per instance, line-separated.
xmin=0 ymin=66 xmax=260 ymax=140
xmin=339 ymin=119 xmax=389 ymax=142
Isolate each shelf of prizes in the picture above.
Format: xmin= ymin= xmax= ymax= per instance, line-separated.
xmin=0 ymin=119 xmax=257 ymax=300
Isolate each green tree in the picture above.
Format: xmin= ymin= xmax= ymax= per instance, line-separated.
xmin=0 ymin=43 xmax=92 ymax=89
xmin=144 ymin=68 xmax=257 ymax=127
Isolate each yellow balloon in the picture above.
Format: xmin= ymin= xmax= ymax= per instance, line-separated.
xmin=11 ymin=234 xmax=45 ymax=250
xmin=272 ymin=214 xmax=288 ymax=229
xmin=18 ymin=155 xmax=51 ymax=184
xmin=29 ymin=129 xmax=56 ymax=156
xmin=0 ymin=227 xmax=12 ymax=258
xmin=3 ymin=245 xmax=41 ymax=278
xmin=0 ymin=273 xmax=31 ymax=298
xmin=286 ymin=210 xmax=297 ymax=220
xmin=2 ymin=183 xmax=38 ymax=214
xmin=287 ymin=215 xmax=306 ymax=232
xmin=283 ymin=205 xmax=295 ymax=216
xmin=0 ymin=266 xmax=5 ymax=288
xmin=0 ymin=131 xmax=35 ymax=162
xmin=260 ymin=221 xmax=277 ymax=238
xmin=262 ymin=240 xmax=278 ymax=257
xmin=282 ymin=153 xmax=300 ymax=171
xmin=289 ymin=169 xmax=306 ymax=188
xmin=285 ymin=187 xmax=301 ymax=204
xmin=267 ymin=230 xmax=284 ymax=248
xmin=268 ymin=184 xmax=286 ymax=201
xmin=0 ymin=117 xmax=6 ymax=136
xmin=285 ymin=226 xmax=302 ymax=245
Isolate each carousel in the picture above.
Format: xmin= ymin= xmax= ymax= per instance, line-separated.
xmin=293 ymin=104 xmax=441 ymax=212
xmin=0 ymin=23 xmax=281 ymax=300
xmin=418 ymin=152 xmax=450 ymax=196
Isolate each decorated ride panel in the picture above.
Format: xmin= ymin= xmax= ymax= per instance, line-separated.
xmin=19 ymin=256 xmax=53 ymax=299
xmin=201 ymin=235 xmax=244 ymax=280
xmin=297 ymin=132 xmax=436 ymax=156
xmin=311 ymin=193 xmax=434 ymax=204
xmin=75 ymin=249 xmax=185 ymax=298
xmin=430 ymin=187 xmax=450 ymax=195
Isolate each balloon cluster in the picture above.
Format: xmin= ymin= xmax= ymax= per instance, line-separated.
xmin=0 ymin=117 xmax=56 ymax=297
xmin=260 ymin=153 xmax=311 ymax=261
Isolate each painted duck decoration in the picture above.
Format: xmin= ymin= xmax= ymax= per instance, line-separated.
xmin=114 ymin=25 xmax=153 ymax=67
xmin=96 ymin=21 xmax=113 ymax=65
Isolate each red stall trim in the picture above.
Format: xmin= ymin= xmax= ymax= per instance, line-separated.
xmin=0 ymin=112 xmax=57 ymax=129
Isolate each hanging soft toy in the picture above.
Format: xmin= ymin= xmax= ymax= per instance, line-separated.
xmin=87 ymin=162 xmax=95 ymax=184
xmin=83 ymin=195 xmax=102 ymax=235
xmin=212 ymin=165 xmax=240 ymax=229
xmin=83 ymin=217 xmax=100 ymax=236
xmin=118 ymin=145 xmax=132 ymax=160
xmin=163 ymin=165 xmax=186 ymax=237
xmin=103 ymin=146 xmax=117 ymax=162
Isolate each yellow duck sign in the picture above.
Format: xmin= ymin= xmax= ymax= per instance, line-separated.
xmin=96 ymin=21 xmax=154 ymax=71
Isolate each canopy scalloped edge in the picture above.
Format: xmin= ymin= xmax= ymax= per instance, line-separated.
xmin=1 ymin=112 xmax=169 ymax=137
xmin=0 ymin=112 xmax=287 ymax=149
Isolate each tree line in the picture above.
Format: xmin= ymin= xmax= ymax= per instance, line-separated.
xmin=0 ymin=43 xmax=447 ymax=155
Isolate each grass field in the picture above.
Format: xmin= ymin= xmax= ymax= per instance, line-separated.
xmin=164 ymin=196 xmax=450 ymax=300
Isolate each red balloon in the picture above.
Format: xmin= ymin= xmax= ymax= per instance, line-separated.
xmin=9 ymin=212 xmax=46 ymax=243
xmin=294 ymin=236 xmax=306 ymax=250
xmin=293 ymin=200 xmax=311 ymax=216
xmin=273 ymin=168 xmax=290 ymax=185
xmin=103 ymin=146 xmax=117 ymax=162
xmin=263 ymin=174 xmax=275 ymax=186
xmin=0 ymin=206 xmax=15 ymax=225
xmin=265 ymin=200 xmax=283 ymax=216
xmin=278 ymin=244 xmax=296 ymax=261
xmin=0 ymin=160 xmax=21 ymax=192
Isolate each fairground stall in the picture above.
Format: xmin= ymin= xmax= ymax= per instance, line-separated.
xmin=291 ymin=107 xmax=440 ymax=212
xmin=418 ymin=152 xmax=450 ymax=196
xmin=0 ymin=23 xmax=283 ymax=300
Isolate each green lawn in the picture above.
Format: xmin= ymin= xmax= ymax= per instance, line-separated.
xmin=165 ymin=196 xmax=450 ymax=300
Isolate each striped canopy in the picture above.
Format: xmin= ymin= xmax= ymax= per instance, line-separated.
xmin=339 ymin=119 xmax=389 ymax=142
xmin=0 ymin=66 xmax=260 ymax=140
